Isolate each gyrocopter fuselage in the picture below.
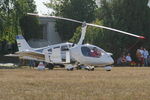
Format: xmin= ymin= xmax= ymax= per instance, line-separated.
xmin=16 ymin=13 xmax=144 ymax=71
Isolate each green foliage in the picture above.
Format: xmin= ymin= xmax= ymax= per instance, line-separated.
xmin=94 ymin=0 xmax=150 ymax=58
xmin=0 ymin=0 xmax=36 ymax=43
xmin=72 ymin=0 xmax=150 ymax=58
xmin=46 ymin=0 xmax=97 ymax=41
xmin=0 ymin=17 xmax=4 ymax=37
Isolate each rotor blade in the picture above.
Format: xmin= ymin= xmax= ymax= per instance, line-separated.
xmin=87 ymin=23 xmax=145 ymax=39
xmin=27 ymin=13 xmax=145 ymax=39
xmin=27 ymin=13 xmax=83 ymax=24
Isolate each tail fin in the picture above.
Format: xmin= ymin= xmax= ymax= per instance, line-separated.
xmin=16 ymin=35 xmax=33 ymax=51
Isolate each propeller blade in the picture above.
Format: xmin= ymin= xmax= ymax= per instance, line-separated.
xmin=87 ymin=23 xmax=145 ymax=39
xmin=27 ymin=13 xmax=83 ymax=24
xmin=27 ymin=13 xmax=145 ymax=39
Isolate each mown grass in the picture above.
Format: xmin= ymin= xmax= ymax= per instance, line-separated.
xmin=0 ymin=67 xmax=150 ymax=100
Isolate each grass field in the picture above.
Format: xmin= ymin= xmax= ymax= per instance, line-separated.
xmin=0 ymin=67 xmax=150 ymax=100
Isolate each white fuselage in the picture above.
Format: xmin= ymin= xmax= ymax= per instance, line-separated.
xmin=28 ymin=43 xmax=114 ymax=66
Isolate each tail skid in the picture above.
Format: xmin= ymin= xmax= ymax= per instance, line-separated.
xmin=16 ymin=35 xmax=33 ymax=51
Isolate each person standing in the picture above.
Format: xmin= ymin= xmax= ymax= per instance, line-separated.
xmin=147 ymin=55 xmax=150 ymax=66
xmin=136 ymin=49 xmax=141 ymax=66
xmin=126 ymin=53 xmax=132 ymax=66
xmin=121 ymin=55 xmax=127 ymax=66
xmin=136 ymin=47 xmax=144 ymax=66
xmin=143 ymin=48 xmax=149 ymax=66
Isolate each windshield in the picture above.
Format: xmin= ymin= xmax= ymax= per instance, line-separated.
xmin=81 ymin=46 xmax=103 ymax=58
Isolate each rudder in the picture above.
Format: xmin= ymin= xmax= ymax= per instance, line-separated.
xmin=16 ymin=35 xmax=33 ymax=51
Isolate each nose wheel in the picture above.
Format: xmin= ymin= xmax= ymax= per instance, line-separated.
xmin=104 ymin=66 xmax=112 ymax=71
xmin=85 ymin=66 xmax=95 ymax=71
xmin=76 ymin=65 xmax=95 ymax=71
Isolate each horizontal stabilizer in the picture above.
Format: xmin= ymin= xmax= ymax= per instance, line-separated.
xmin=16 ymin=51 xmax=45 ymax=60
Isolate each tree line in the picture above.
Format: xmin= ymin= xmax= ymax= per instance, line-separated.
xmin=0 ymin=0 xmax=150 ymax=59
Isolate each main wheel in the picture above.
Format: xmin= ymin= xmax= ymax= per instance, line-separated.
xmin=46 ymin=63 xmax=54 ymax=70
xmin=90 ymin=68 xmax=95 ymax=71
xmin=104 ymin=66 xmax=112 ymax=71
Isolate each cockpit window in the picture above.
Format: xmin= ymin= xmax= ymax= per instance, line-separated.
xmin=81 ymin=46 xmax=102 ymax=58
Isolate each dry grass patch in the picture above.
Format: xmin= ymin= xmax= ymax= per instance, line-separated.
xmin=0 ymin=67 xmax=150 ymax=100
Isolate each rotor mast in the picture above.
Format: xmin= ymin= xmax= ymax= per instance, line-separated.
xmin=77 ymin=22 xmax=87 ymax=45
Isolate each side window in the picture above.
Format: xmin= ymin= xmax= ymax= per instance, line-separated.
xmin=61 ymin=45 xmax=69 ymax=51
xmin=48 ymin=49 xmax=52 ymax=52
xmin=81 ymin=47 xmax=91 ymax=57
xmin=53 ymin=46 xmax=60 ymax=49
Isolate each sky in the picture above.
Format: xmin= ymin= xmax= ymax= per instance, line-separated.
xmin=34 ymin=0 xmax=53 ymax=14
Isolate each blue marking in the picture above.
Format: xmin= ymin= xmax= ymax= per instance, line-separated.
xmin=16 ymin=35 xmax=24 ymax=39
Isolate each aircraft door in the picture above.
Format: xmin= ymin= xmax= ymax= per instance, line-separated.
xmin=43 ymin=49 xmax=52 ymax=63
xmin=61 ymin=45 xmax=70 ymax=62
xmin=51 ymin=46 xmax=62 ymax=63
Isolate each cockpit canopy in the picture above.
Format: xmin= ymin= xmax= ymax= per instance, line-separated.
xmin=81 ymin=46 xmax=105 ymax=58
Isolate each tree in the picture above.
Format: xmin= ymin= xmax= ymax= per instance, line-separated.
xmin=94 ymin=0 xmax=150 ymax=58
xmin=0 ymin=0 xmax=37 ymax=54
xmin=0 ymin=0 xmax=37 ymax=43
xmin=46 ymin=0 xmax=97 ymax=41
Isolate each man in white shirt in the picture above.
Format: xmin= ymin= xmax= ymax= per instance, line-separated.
xmin=126 ymin=53 xmax=132 ymax=66
xmin=139 ymin=47 xmax=144 ymax=58
xmin=138 ymin=47 xmax=144 ymax=66
xmin=143 ymin=48 xmax=149 ymax=66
